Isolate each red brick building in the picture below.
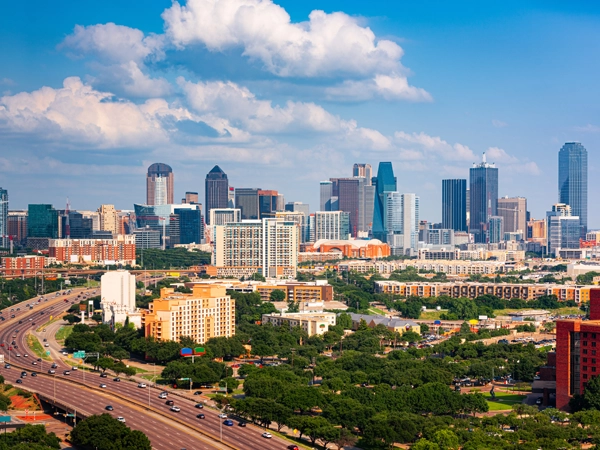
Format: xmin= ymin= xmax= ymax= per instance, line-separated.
xmin=556 ymin=288 xmax=600 ymax=410
xmin=48 ymin=236 xmax=136 ymax=265
xmin=1 ymin=256 xmax=46 ymax=276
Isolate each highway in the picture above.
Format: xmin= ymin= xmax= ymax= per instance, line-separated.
xmin=0 ymin=288 xmax=292 ymax=450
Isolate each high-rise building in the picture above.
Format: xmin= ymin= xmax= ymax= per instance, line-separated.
xmin=183 ymin=192 xmax=199 ymax=204
xmin=205 ymin=166 xmax=229 ymax=223
xmin=27 ymin=204 xmax=59 ymax=239
xmin=228 ymin=186 xmax=235 ymax=208
xmin=134 ymin=203 xmax=200 ymax=249
xmin=372 ymin=162 xmax=397 ymax=241
xmin=7 ymin=211 xmax=27 ymax=246
xmin=235 ymin=188 xmax=261 ymax=220
xmin=546 ymin=204 xmax=580 ymax=256
xmin=384 ymin=192 xmax=403 ymax=239
xmin=469 ymin=153 xmax=498 ymax=243
xmin=559 ymin=142 xmax=588 ymax=237
xmin=488 ymin=216 xmax=504 ymax=244
xmin=400 ymin=194 xmax=420 ymax=254
xmin=60 ymin=211 xmax=93 ymax=239
xmin=276 ymin=211 xmax=309 ymax=243
xmin=441 ymin=179 xmax=467 ymax=232
xmin=174 ymin=207 xmax=203 ymax=244
xmin=98 ymin=204 xmax=118 ymax=234
xmin=210 ymin=208 xmax=241 ymax=226
xmin=0 ymin=188 xmax=7 ymax=249
xmin=314 ymin=211 xmax=350 ymax=241
xmin=319 ymin=181 xmax=334 ymax=211
xmin=497 ymin=197 xmax=527 ymax=234
xmin=285 ymin=202 xmax=310 ymax=216
xmin=100 ymin=270 xmax=137 ymax=327
xmin=212 ymin=218 xmax=299 ymax=278
xmin=146 ymin=163 xmax=174 ymax=205
xmin=258 ymin=190 xmax=279 ymax=218
xmin=353 ymin=163 xmax=372 ymax=185
xmin=331 ymin=178 xmax=362 ymax=236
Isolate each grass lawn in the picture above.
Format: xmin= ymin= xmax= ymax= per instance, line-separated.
xmin=368 ymin=307 xmax=387 ymax=315
xmin=484 ymin=391 xmax=526 ymax=411
xmin=55 ymin=325 xmax=73 ymax=342
xmin=494 ymin=307 xmax=582 ymax=317
xmin=420 ymin=310 xmax=445 ymax=320
xmin=27 ymin=334 xmax=53 ymax=361
xmin=36 ymin=314 xmax=64 ymax=332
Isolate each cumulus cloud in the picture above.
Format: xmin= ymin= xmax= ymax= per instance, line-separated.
xmin=0 ymin=77 xmax=190 ymax=148
xmin=61 ymin=23 xmax=165 ymax=64
xmin=394 ymin=131 xmax=476 ymax=161
xmin=325 ymin=74 xmax=432 ymax=102
xmin=91 ymin=61 xmax=173 ymax=98
xmin=485 ymin=146 xmax=518 ymax=163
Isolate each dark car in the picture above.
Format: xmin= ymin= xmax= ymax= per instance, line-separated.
xmin=105 ymin=405 xmax=114 ymax=411
xmin=196 ymin=413 xmax=205 ymax=419
xmin=238 ymin=422 xmax=247 ymax=427
xmin=193 ymin=391 xmax=202 ymax=395
xmin=113 ymin=377 xmax=121 ymax=382
xmin=195 ymin=403 xmax=204 ymax=409
xmin=223 ymin=420 xmax=234 ymax=426
xmin=51 ymin=363 xmax=57 ymax=369
xmin=100 ymin=372 xmax=107 ymax=378
xmin=31 ymin=373 xmax=37 ymax=377
xmin=20 ymin=372 xmax=27 ymax=377
xmin=166 ymin=400 xmax=174 ymax=406
xmin=16 ymin=379 xmax=22 ymax=384
xmin=287 ymin=446 xmax=300 ymax=450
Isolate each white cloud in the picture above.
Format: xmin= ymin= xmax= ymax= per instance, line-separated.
xmin=394 ymin=131 xmax=476 ymax=161
xmin=485 ymin=146 xmax=518 ymax=163
xmin=574 ymin=124 xmax=600 ymax=132
xmin=492 ymin=119 xmax=507 ymax=128
xmin=325 ymin=74 xmax=432 ymax=102
xmin=91 ymin=61 xmax=173 ymax=98
xmin=0 ymin=77 xmax=190 ymax=148
xmin=0 ymin=78 xmax=16 ymax=86
xmin=61 ymin=23 xmax=165 ymax=64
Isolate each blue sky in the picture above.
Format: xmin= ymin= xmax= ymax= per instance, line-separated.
xmin=1 ymin=0 xmax=599 ymax=226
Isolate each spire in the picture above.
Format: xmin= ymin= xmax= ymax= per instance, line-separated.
xmin=482 ymin=152 xmax=487 ymax=164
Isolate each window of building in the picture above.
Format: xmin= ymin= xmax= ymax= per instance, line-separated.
xmin=594 ymin=334 xmax=597 ymax=339
xmin=594 ymin=367 xmax=598 ymax=373
xmin=584 ymin=333 xmax=589 ymax=338
xmin=583 ymin=366 xmax=588 ymax=371
xmin=594 ymin=359 xmax=597 ymax=364
xmin=594 ymin=342 xmax=597 ymax=348
xmin=583 ymin=349 xmax=588 ymax=354
xmin=584 ymin=374 xmax=588 ymax=380
xmin=584 ymin=358 xmax=588 ymax=363
xmin=593 ymin=350 xmax=597 ymax=356
xmin=584 ymin=341 xmax=588 ymax=346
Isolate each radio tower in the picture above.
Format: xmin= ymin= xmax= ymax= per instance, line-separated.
xmin=65 ymin=198 xmax=71 ymax=239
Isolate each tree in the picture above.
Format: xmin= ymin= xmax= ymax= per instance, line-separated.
xmin=337 ymin=313 xmax=353 ymax=330
xmin=433 ymin=429 xmax=459 ymax=450
xmin=63 ymin=314 xmax=81 ymax=324
xmin=332 ymin=428 xmax=357 ymax=450
xmin=91 ymin=314 xmax=103 ymax=324
xmin=219 ymin=377 xmax=240 ymax=393
xmin=269 ymin=290 xmax=286 ymax=302
xmin=0 ymin=393 xmax=10 ymax=412
xmin=581 ymin=375 xmax=600 ymax=410
xmin=287 ymin=300 xmax=300 ymax=313
xmin=71 ymin=414 xmax=151 ymax=450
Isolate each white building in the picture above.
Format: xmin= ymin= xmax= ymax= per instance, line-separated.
xmin=101 ymin=270 xmax=138 ymax=328
xmin=210 ymin=208 xmax=241 ymax=226
xmin=261 ymin=312 xmax=336 ymax=336
xmin=213 ymin=218 xmax=299 ymax=279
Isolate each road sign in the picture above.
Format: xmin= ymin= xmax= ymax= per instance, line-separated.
xmin=46 ymin=351 xmax=50 ymax=356
xmin=73 ymin=351 xmax=85 ymax=359
xmin=0 ymin=416 xmax=10 ymax=423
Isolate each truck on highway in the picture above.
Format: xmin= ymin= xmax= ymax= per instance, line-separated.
xmin=0 ymin=355 xmax=4 ymax=364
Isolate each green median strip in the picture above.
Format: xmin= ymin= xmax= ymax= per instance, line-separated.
xmin=27 ymin=334 xmax=53 ymax=361
xmin=55 ymin=325 xmax=73 ymax=342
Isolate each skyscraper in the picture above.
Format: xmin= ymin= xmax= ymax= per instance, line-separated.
xmin=319 ymin=181 xmax=334 ymax=211
xmin=183 ymin=192 xmax=199 ymax=204
xmin=559 ymin=142 xmax=588 ymax=237
xmin=441 ymin=179 xmax=467 ymax=232
xmin=146 ymin=163 xmax=174 ymax=205
xmin=0 ymin=188 xmax=7 ymax=249
xmin=235 ymin=188 xmax=261 ymax=220
xmin=27 ymin=204 xmax=59 ymax=238
xmin=353 ymin=163 xmax=372 ymax=185
xmin=372 ymin=162 xmax=397 ymax=241
xmin=497 ymin=197 xmax=527 ymax=234
xmin=205 ymin=165 xmax=229 ymax=224
xmin=469 ymin=154 xmax=498 ymax=243
xmin=258 ymin=190 xmax=279 ymax=218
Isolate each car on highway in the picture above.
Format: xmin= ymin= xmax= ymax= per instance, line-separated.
xmin=261 ymin=432 xmax=272 ymax=439
xmin=31 ymin=373 xmax=37 ymax=377
xmin=32 ymin=361 xmax=37 ymax=365
xmin=71 ymin=367 xmax=77 ymax=371
xmin=218 ymin=413 xmax=227 ymax=419
xmin=15 ymin=354 xmax=20 ymax=357
xmin=194 ymin=403 xmax=203 ymax=409
xmin=193 ymin=391 xmax=202 ymax=395
xmin=4 ymin=364 xmax=10 ymax=369
xmin=63 ymin=371 xmax=71 ymax=375
xmin=117 ymin=417 xmax=126 ymax=423
xmin=51 ymin=363 xmax=57 ymax=369
xmin=44 ymin=344 xmax=49 ymax=347
xmin=196 ymin=413 xmax=205 ymax=419
xmin=158 ymin=392 xmax=168 ymax=399
xmin=99 ymin=384 xmax=107 ymax=388
xmin=223 ymin=420 xmax=234 ymax=426
xmin=238 ymin=422 xmax=246 ymax=427
xmin=287 ymin=446 xmax=299 ymax=450
xmin=105 ymin=405 xmax=113 ymax=411
xmin=113 ymin=377 xmax=121 ymax=382
xmin=61 ymin=352 xmax=67 ymax=356
xmin=170 ymin=406 xmax=181 ymax=412
xmin=165 ymin=400 xmax=174 ymax=406
xmin=137 ymin=383 xmax=146 ymax=388
xmin=100 ymin=372 xmax=107 ymax=378
xmin=16 ymin=379 xmax=22 ymax=384
xmin=20 ymin=372 xmax=27 ymax=377
xmin=48 ymin=370 xmax=55 ymax=374
xmin=24 ymin=354 xmax=28 ymax=357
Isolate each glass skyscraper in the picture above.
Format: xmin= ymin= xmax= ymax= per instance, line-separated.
xmin=0 ymin=188 xmax=7 ymax=248
xmin=441 ymin=179 xmax=467 ymax=232
xmin=205 ymin=165 xmax=229 ymax=224
xmin=559 ymin=142 xmax=588 ymax=237
xmin=469 ymin=154 xmax=498 ymax=243
xmin=372 ymin=162 xmax=397 ymax=241
xmin=27 ymin=204 xmax=59 ymax=238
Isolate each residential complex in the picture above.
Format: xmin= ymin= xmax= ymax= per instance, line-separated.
xmin=48 ymin=235 xmax=136 ymax=265
xmin=255 ymin=281 xmax=334 ymax=303
xmin=339 ymin=259 xmax=506 ymax=275
xmin=1 ymin=256 xmax=46 ymax=276
xmin=261 ymin=312 xmax=337 ymax=336
xmin=142 ymin=285 xmax=235 ymax=344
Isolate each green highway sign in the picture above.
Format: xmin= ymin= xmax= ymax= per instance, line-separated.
xmin=45 ymin=351 xmax=50 ymax=356
xmin=0 ymin=416 xmax=10 ymax=423
xmin=73 ymin=351 xmax=85 ymax=359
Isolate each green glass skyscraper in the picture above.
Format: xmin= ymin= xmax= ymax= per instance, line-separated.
xmin=559 ymin=142 xmax=588 ymax=237
xmin=27 ymin=204 xmax=59 ymax=238
xmin=372 ymin=162 xmax=397 ymax=241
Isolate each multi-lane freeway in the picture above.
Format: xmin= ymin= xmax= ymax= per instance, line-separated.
xmin=0 ymin=288 xmax=293 ymax=450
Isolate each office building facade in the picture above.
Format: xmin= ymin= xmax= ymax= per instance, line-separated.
xmin=174 ymin=208 xmax=203 ymax=245
xmin=319 ymin=181 xmax=335 ymax=211
xmin=258 ymin=190 xmax=280 ymax=218
xmin=488 ymin=216 xmax=504 ymax=244
xmin=7 ymin=211 xmax=27 ymax=246
xmin=441 ymin=179 xmax=467 ymax=232
xmin=314 ymin=211 xmax=350 ymax=241
xmin=98 ymin=204 xmax=118 ymax=234
xmin=210 ymin=208 xmax=241 ymax=226
xmin=146 ymin=163 xmax=174 ymax=205
xmin=0 ymin=188 xmax=7 ymax=249
xmin=372 ymin=162 xmax=397 ymax=241
xmin=235 ymin=188 xmax=261 ymax=220
xmin=559 ymin=142 xmax=588 ymax=237
xmin=101 ymin=270 xmax=137 ymax=327
xmin=205 ymin=165 xmax=229 ymax=223
xmin=469 ymin=154 xmax=498 ymax=243
xmin=352 ymin=163 xmax=372 ymax=184
xmin=498 ymin=197 xmax=527 ymax=234
xmin=27 ymin=204 xmax=59 ymax=239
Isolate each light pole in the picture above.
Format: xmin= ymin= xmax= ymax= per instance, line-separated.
xmin=53 ymin=373 xmax=56 ymax=402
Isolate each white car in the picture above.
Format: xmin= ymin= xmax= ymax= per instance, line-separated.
xmin=138 ymin=383 xmax=147 ymax=388
xmin=117 ymin=417 xmax=126 ymax=423
xmin=158 ymin=393 xmax=168 ymax=399
xmin=15 ymin=354 xmax=20 ymax=357
xmin=44 ymin=344 xmax=49 ymax=347
xmin=62 ymin=351 xmax=68 ymax=355
xmin=99 ymin=384 xmax=107 ymax=388
xmin=218 ymin=413 xmax=227 ymax=419
xmin=262 ymin=432 xmax=272 ymax=439
xmin=170 ymin=406 xmax=181 ymax=412
xmin=24 ymin=354 xmax=28 ymax=357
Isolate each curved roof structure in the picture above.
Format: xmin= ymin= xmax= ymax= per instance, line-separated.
xmin=147 ymin=163 xmax=173 ymax=175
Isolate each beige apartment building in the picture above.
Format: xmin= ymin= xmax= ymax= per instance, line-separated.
xmin=338 ymin=259 xmax=506 ymax=275
xmin=98 ymin=204 xmax=118 ymax=234
xmin=142 ymin=285 xmax=235 ymax=344
xmin=261 ymin=312 xmax=336 ymax=336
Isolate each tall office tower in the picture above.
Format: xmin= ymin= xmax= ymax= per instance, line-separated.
xmin=212 ymin=218 xmax=299 ymax=279
xmin=332 ymin=178 xmax=362 ymax=236
xmin=0 ymin=188 xmax=7 ymax=249
xmin=497 ymin=197 xmax=527 ymax=234
xmin=488 ymin=216 xmax=504 ymax=244
xmin=210 ymin=208 xmax=241 ymax=226
xmin=285 ymin=202 xmax=310 ymax=216
xmin=314 ymin=211 xmax=350 ymax=241
xmin=205 ymin=165 xmax=229 ymax=224
xmin=441 ymin=179 xmax=467 ymax=232
xmin=353 ymin=163 xmax=372 ymax=185
xmin=546 ymin=206 xmax=580 ymax=256
xmin=527 ymin=218 xmax=547 ymax=246
xmin=363 ymin=183 xmax=375 ymax=234
xmin=98 ymin=204 xmax=118 ymax=234
xmin=235 ymin=188 xmax=261 ymax=220
xmin=27 ymin=205 xmax=59 ymax=238
xmin=466 ymin=188 xmax=470 ymax=227
xmin=400 ymin=194 xmax=420 ymax=254
xmin=7 ymin=211 xmax=27 ymax=246
xmin=319 ymin=181 xmax=334 ymax=211
xmin=174 ymin=207 xmax=203 ymax=244
xmin=559 ymin=142 xmax=588 ymax=237
xmin=276 ymin=211 xmax=308 ymax=243
xmin=60 ymin=212 xmax=93 ymax=239
xmin=384 ymin=192 xmax=403 ymax=241
xmin=228 ymin=187 xmax=235 ymax=208
xmin=372 ymin=162 xmax=397 ymax=241
xmin=146 ymin=163 xmax=174 ymax=205
xmin=469 ymin=153 xmax=498 ymax=243
xmin=276 ymin=194 xmax=285 ymax=212
xmin=258 ymin=190 xmax=279 ymax=218
xmin=183 ymin=192 xmax=199 ymax=204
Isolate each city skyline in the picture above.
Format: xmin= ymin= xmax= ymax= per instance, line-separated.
xmin=1 ymin=1 xmax=599 ymax=226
